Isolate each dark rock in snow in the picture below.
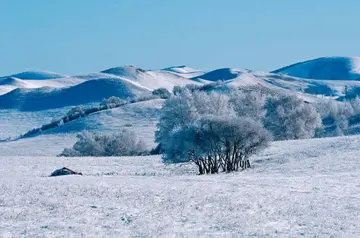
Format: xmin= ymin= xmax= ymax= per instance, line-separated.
xmin=50 ymin=167 xmax=83 ymax=177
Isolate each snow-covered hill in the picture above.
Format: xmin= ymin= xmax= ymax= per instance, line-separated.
xmin=193 ymin=68 xmax=360 ymax=101
xmin=0 ymin=76 xmax=87 ymax=96
xmin=0 ymin=99 xmax=163 ymax=154
xmin=272 ymin=57 xmax=360 ymax=80
xmin=190 ymin=68 xmax=344 ymax=101
xmin=2 ymin=57 xmax=360 ymax=140
xmin=101 ymin=65 xmax=142 ymax=79
xmin=40 ymin=99 xmax=162 ymax=149
xmin=3 ymin=57 xmax=360 ymax=102
xmin=192 ymin=68 xmax=247 ymax=81
xmin=5 ymin=70 xmax=68 ymax=80
xmin=0 ymin=77 xmax=149 ymax=110
xmin=163 ymin=65 xmax=205 ymax=78
xmin=0 ymin=77 xmax=33 ymax=88
xmin=1 ymin=135 xmax=360 ymax=237
xmin=101 ymin=65 xmax=202 ymax=90
xmin=0 ymin=77 xmax=33 ymax=95
xmin=0 ymin=66 xmax=205 ymax=109
xmin=2 ymin=66 xmax=360 ymax=112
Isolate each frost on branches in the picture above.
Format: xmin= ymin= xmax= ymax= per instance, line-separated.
xmin=156 ymin=88 xmax=271 ymax=174
xmin=263 ymin=95 xmax=322 ymax=140
xmin=60 ymin=130 xmax=146 ymax=157
xmin=316 ymin=100 xmax=354 ymax=136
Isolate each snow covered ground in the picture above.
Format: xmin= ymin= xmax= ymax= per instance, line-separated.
xmin=1 ymin=135 xmax=360 ymax=237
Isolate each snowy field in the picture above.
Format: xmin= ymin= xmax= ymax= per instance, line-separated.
xmin=1 ymin=135 xmax=360 ymax=237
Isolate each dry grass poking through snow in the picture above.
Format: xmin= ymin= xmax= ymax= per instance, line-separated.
xmin=1 ymin=136 xmax=360 ymax=237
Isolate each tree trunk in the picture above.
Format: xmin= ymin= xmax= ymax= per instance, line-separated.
xmin=245 ymin=160 xmax=251 ymax=169
xmin=195 ymin=161 xmax=204 ymax=175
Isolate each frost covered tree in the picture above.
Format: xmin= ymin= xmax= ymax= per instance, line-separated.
xmin=172 ymin=86 xmax=182 ymax=95
xmin=100 ymin=96 xmax=125 ymax=109
xmin=172 ymin=84 xmax=202 ymax=95
xmin=60 ymin=130 xmax=146 ymax=157
xmin=155 ymin=89 xmax=197 ymax=147
xmin=229 ymin=89 xmax=266 ymax=121
xmin=152 ymin=88 xmax=171 ymax=99
xmin=157 ymin=87 xmax=271 ymax=174
xmin=263 ymin=95 xmax=322 ymax=140
xmin=66 ymin=106 xmax=85 ymax=120
xmin=162 ymin=115 xmax=271 ymax=174
xmin=155 ymin=88 xmax=234 ymax=147
xmin=350 ymin=96 xmax=360 ymax=114
xmin=316 ymin=100 xmax=354 ymax=136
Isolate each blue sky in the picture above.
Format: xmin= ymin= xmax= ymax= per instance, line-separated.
xmin=0 ymin=0 xmax=359 ymax=76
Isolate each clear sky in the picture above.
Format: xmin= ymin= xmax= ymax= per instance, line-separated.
xmin=0 ymin=0 xmax=359 ymax=76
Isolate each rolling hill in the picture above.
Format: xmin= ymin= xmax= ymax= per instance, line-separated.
xmin=163 ymin=65 xmax=205 ymax=78
xmin=5 ymin=71 xmax=68 ymax=80
xmin=192 ymin=68 xmax=248 ymax=81
xmin=0 ymin=77 xmax=149 ymax=110
xmin=0 ymin=76 xmax=87 ymax=96
xmin=272 ymin=57 xmax=360 ymax=80
xmin=2 ymin=57 xmax=360 ymax=142
xmin=0 ymin=77 xmax=34 ymax=88
xmin=3 ymin=62 xmax=360 ymax=111
xmin=101 ymin=65 xmax=202 ymax=90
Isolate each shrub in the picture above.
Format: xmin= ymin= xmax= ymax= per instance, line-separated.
xmin=162 ymin=115 xmax=271 ymax=174
xmin=172 ymin=84 xmax=203 ymax=95
xmin=229 ymin=89 xmax=266 ymax=121
xmin=316 ymin=100 xmax=354 ymax=136
xmin=67 ymin=106 xmax=85 ymax=118
xmin=155 ymin=88 xmax=234 ymax=147
xmin=152 ymin=88 xmax=171 ymax=99
xmin=263 ymin=95 xmax=322 ymax=140
xmin=100 ymin=96 xmax=126 ymax=109
xmin=156 ymin=87 xmax=271 ymax=174
xmin=60 ymin=130 xmax=147 ymax=157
